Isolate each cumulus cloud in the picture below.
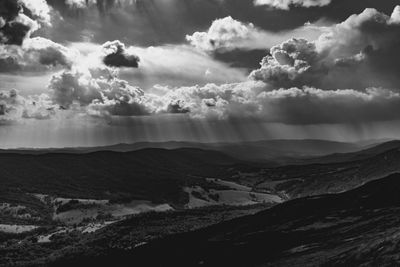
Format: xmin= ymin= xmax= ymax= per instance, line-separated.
xmin=187 ymin=16 xmax=258 ymax=52
xmin=152 ymin=7 xmax=400 ymax=125
xmin=102 ymin=40 xmax=140 ymax=68
xmin=20 ymin=0 xmax=51 ymax=25
xmin=250 ymin=6 xmax=400 ymax=90
xmin=392 ymin=5 xmax=400 ymax=23
xmin=0 ymin=0 xmax=77 ymax=74
xmin=4 ymin=5 xmax=400 ymax=129
xmin=0 ymin=89 xmax=55 ymax=124
xmin=0 ymin=37 xmax=78 ymax=72
xmin=9 ymin=56 xmax=400 ymax=126
xmin=0 ymin=36 xmax=247 ymax=123
xmin=48 ymin=66 xmax=152 ymax=117
xmin=250 ymin=38 xmax=321 ymax=88
xmin=254 ymin=0 xmax=332 ymax=10
xmin=186 ymin=16 xmax=324 ymax=52
xmin=152 ymin=83 xmax=400 ymax=124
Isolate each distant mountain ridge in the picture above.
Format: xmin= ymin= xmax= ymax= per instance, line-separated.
xmin=0 ymin=139 xmax=374 ymax=164
xmin=306 ymin=140 xmax=400 ymax=164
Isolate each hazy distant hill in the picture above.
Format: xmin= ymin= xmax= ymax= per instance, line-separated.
xmin=305 ymin=140 xmax=400 ymax=164
xmin=0 ymin=139 xmax=367 ymax=164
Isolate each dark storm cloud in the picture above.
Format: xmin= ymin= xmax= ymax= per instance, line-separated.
xmin=0 ymin=0 xmax=35 ymax=45
xmin=102 ymin=40 xmax=140 ymax=68
xmin=0 ymin=0 xmax=51 ymax=45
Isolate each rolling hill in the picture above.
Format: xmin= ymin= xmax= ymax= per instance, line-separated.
xmin=51 ymin=173 xmax=400 ymax=266
xmin=0 ymin=148 xmax=249 ymax=207
xmin=1 ymin=141 xmax=400 ymax=266
xmin=237 ymin=141 xmax=400 ymax=199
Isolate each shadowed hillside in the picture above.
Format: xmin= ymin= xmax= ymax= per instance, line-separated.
xmin=0 ymin=148 xmax=246 ymax=206
xmin=51 ymin=173 xmax=400 ymax=266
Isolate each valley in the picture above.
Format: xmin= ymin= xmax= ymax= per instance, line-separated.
xmin=1 ymin=140 xmax=400 ymax=266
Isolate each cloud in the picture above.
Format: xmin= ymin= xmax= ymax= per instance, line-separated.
xmin=9 ymin=56 xmax=400 ymax=127
xmin=0 ymin=0 xmax=52 ymax=45
xmin=254 ymin=0 xmax=332 ymax=10
xmin=392 ymin=5 xmax=400 ymax=23
xmin=250 ymin=6 xmax=400 ymax=90
xmin=112 ymin=44 xmax=249 ymax=88
xmin=254 ymin=87 xmax=400 ymax=124
xmin=0 ymin=0 xmax=38 ymax=45
xmin=64 ymin=0 xmax=89 ymax=9
xmin=0 ymin=89 xmax=55 ymax=124
xmin=187 ymin=16 xmax=258 ymax=52
xmin=44 ymin=0 xmax=400 ymax=50
xmin=0 ymin=36 xmax=247 ymax=122
xmin=4 ymin=4 xmax=400 ymax=129
xmin=186 ymin=16 xmax=325 ymax=52
xmin=153 ymin=83 xmax=400 ymax=124
xmin=102 ymin=40 xmax=140 ymax=68
xmin=67 ymin=41 xmax=248 ymax=89
xmin=0 ymin=0 xmax=75 ymax=74
xmin=48 ymin=66 xmax=152 ymax=117
xmin=250 ymin=38 xmax=321 ymax=88
xmin=64 ymin=0 xmax=135 ymax=11
xmin=20 ymin=0 xmax=51 ymax=25
xmin=0 ymin=37 xmax=78 ymax=73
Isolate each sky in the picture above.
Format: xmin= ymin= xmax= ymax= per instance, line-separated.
xmin=0 ymin=0 xmax=400 ymax=148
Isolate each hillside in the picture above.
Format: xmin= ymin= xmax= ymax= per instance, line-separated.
xmin=0 ymin=142 xmax=400 ymax=266
xmin=51 ymin=173 xmax=400 ymax=266
xmin=0 ymin=148 xmax=246 ymax=206
xmin=239 ymin=142 xmax=400 ymax=199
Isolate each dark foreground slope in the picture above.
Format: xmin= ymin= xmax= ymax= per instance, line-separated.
xmin=51 ymin=173 xmax=400 ymax=267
